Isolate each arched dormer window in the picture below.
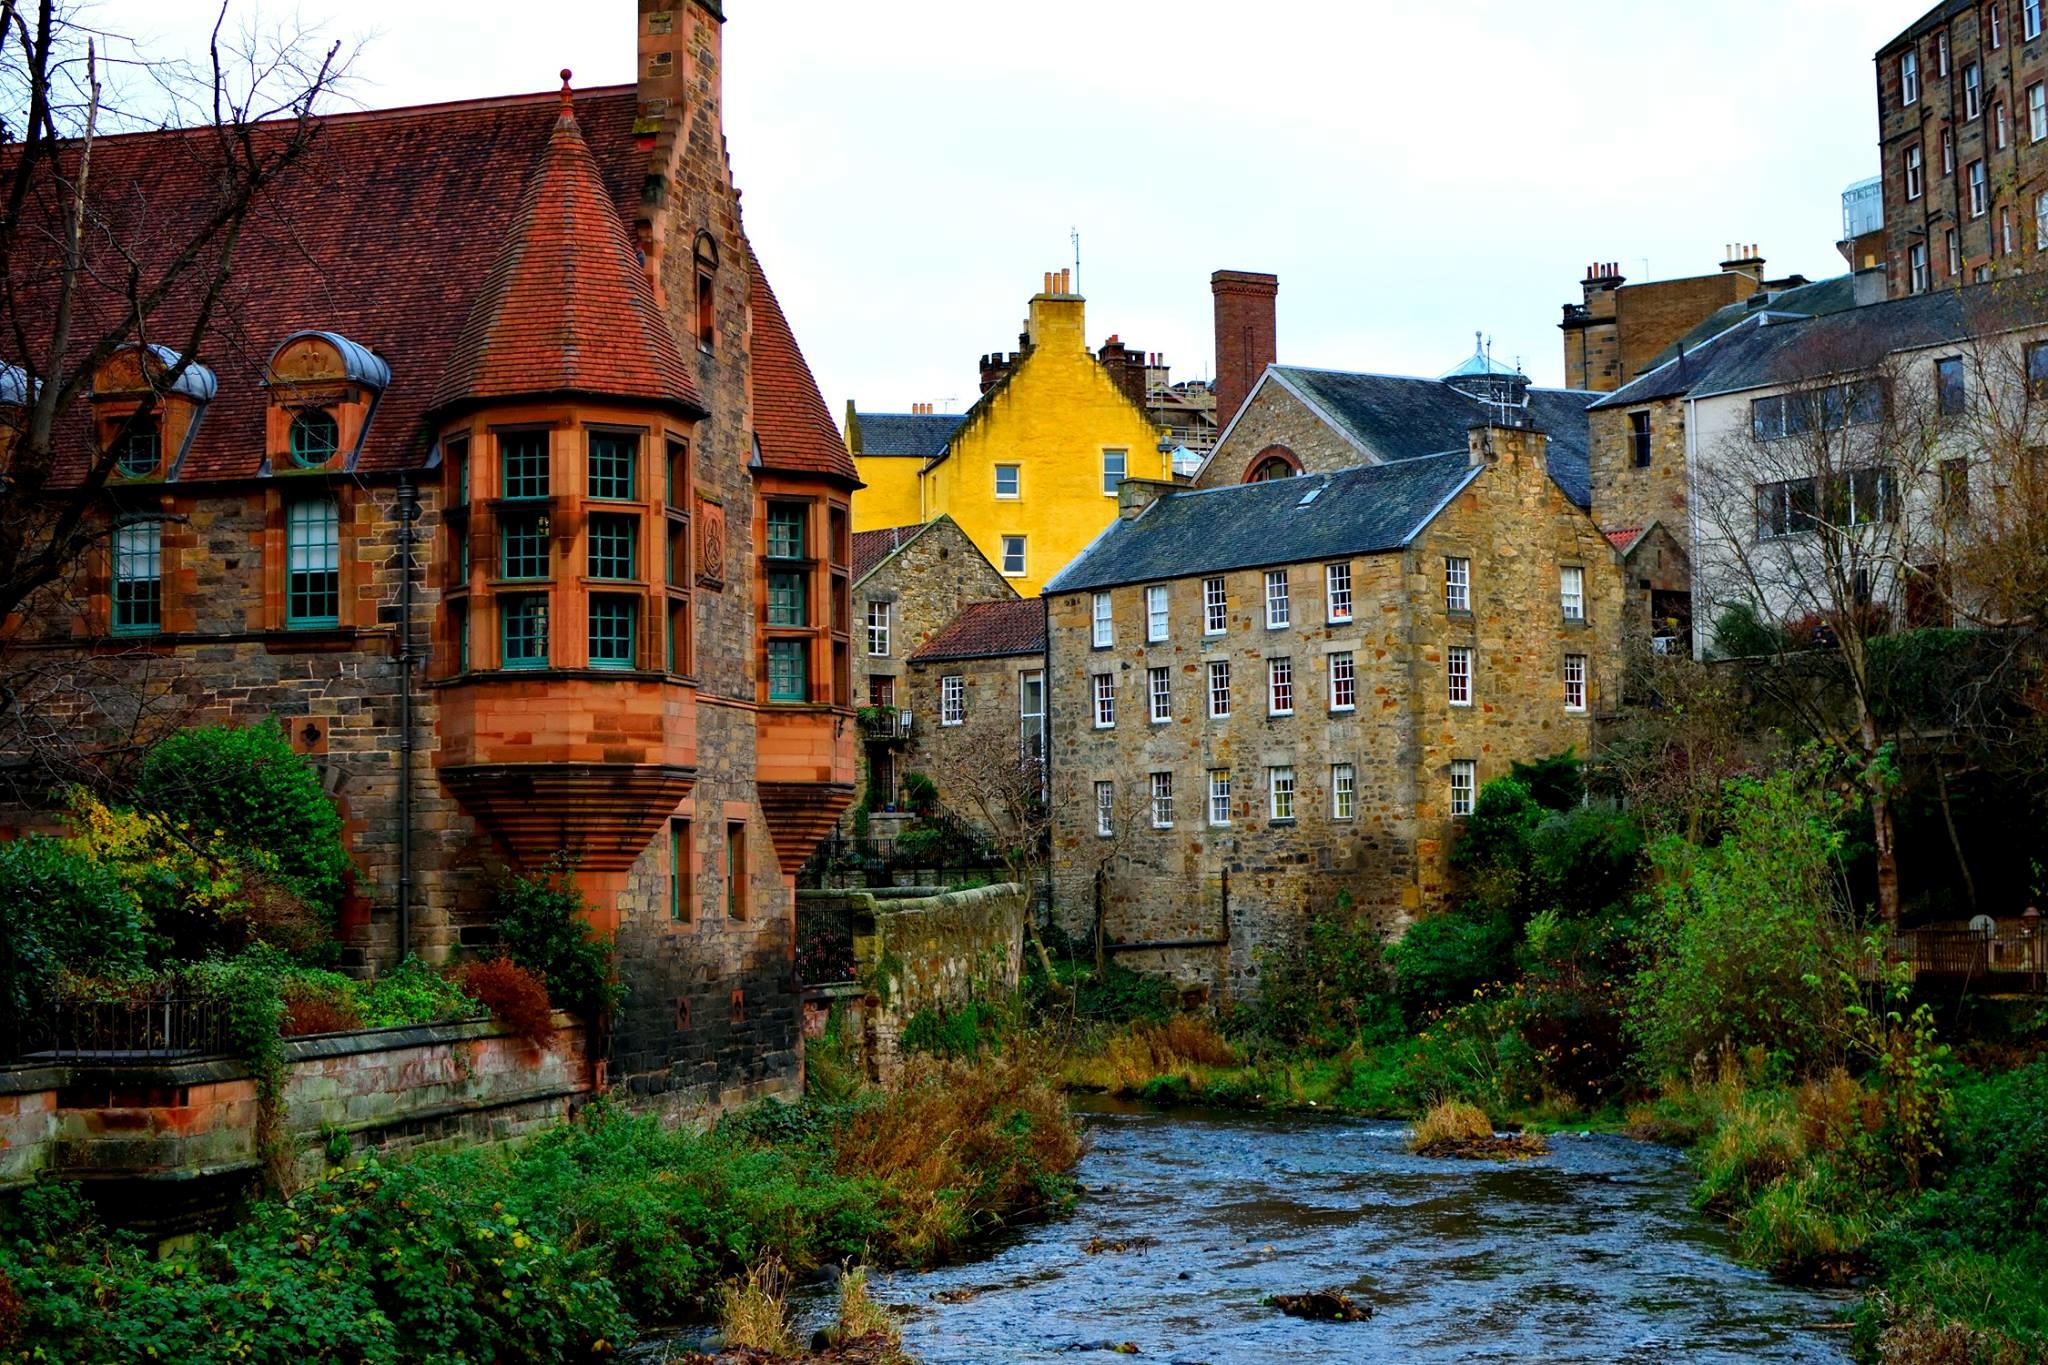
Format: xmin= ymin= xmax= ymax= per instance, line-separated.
xmin=693 ymin=231 xmax=720 ymax=352
xmin=263 ymin=331 xmax=390 ymax=473
xmin=1245 ymin=444 xmax=1303 ymax=483
xmin=91 ymin=345 xmax=216 ymax=482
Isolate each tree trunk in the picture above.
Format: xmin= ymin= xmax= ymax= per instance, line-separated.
xmin=1933 ymin=762 xmax=1978 ymax=914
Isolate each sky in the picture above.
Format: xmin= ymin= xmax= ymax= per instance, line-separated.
xmin=97 ymin=0 xmax=1917 ymax=411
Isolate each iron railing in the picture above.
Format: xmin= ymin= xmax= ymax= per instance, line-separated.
xmin=1891 ymin=922 xmax=2047 ymax=991
xmin=3 ymin=994 xmax=234 ymax=1064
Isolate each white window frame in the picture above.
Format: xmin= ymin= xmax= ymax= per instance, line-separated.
xmin=1092 ymin=591 xmax=1114 ymax=647
xmin=1208 ymin=769 xmax=1232 ymax=827
xmin=1145 ymin=584 xmax=1169 ymax=642
xmin=994 ymin=464 xmax=1020 ymax=499
xmin=1560 ymin=565 xmax=1586 ymax=622
xmin=1101 ymin=447 xmax=1127 ymax=496
xmin=1905 ymin=143 xmax=1924 ymax=202
xmin=1450 ymin=759 xmax=1476 ymax=818
xmin=1992 ymin=3 xmax=2004 ymax=49
xmin=1332 ymin=763 xmax=1355 ymax=821
xmin=1903 ymin=47 xmax=1920 ymax=106
xmin=1324 ymin=561 xmax=1353 ymax=623
xmin=1148 ymin=666 xmax=1172 ymax=723
xmin=1939 ymin=30 xmax=1950 ymax=75
xmin=940 ymin=673 xmax=965 ymax=726
xmin=1019 ymin=669 xmax=1045 ymax=759
xmin=1269 ymin=765 xmax=1296 ymax=822
xmin=1970 ymin=159 xmax=1989 ymax=218
xmin=1998 ymin=100 xmax=2011 ymax=149
xmin=1948 ymin=227 xmax=1962 ymax=277
xmin=1329 ymin=650 xmax=1356 ymax=712
xmin=865 ymin=600 xmax=890 ymax=657
xmin=1447 ymin=645 xmax=1473 ymax=707
xmin=1445 ymin=556 xmax=1471 ymax=613
xmin=1095 ymin=781 xmax=1115 ymax=837
xmin=1268 ymin=656 xmax=1294 ymax=716
xmin=1150 ymin=771 xmax=1174 ymax=829
xmin=1943 ymin=128 xmax=1955 ymax=174
xmin=1911 ymin=242 xmax=1930 ymax=293
xmin=2031 ymin=83 xmax=2046 ymax=141
xmin=2029 ymin=0 xmax=2043 ymax=40
xmin=1207 ymin=659 xmax=1231 ymax=718
xmin=1001 ymin=535 xmax=1027 ymax=578
xmin=1092 ymin=672 xmax=1116 ymax=728
xmin=2037 ymin=190 xmax=2048 ymax=249
xmin=1966 ymin=62 xmax=1982 ymax=119
xmin=1564 ymin=653 xmax=1587 ymax=713
xmin=1202 ymin=576 xmax=1227 ymax=635
xmin=1264 ymin=569 xmax=1291 ymax=629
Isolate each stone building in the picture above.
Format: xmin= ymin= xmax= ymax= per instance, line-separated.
xmin=1876 ymin=2 xmax=2048 ymax=299
xmin=1042 ymin=421 xmax=1623 ymax=995
xmin=850 ymin=517 xmax=1017 ymax=808
xmin=1 ymin=2 xmax=858 ymax=1114
xmin=904 ymin=598 xmax=1049 ymax=812
xmin=847 ymin=270 xmax=1170 ymax=596
xmin=842 ymin=408 xmax=966 ymax=532
xmin=1558 ymin=249 xmax=1777 ymax=392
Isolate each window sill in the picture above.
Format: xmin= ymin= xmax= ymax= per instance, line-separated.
xmin=1330 ymin=706 xmax=1356 ymax=716
xmin=1446 ymin=607 xmax=1472 ymax=620
xmin=1561 ymin=617 xmax=1590 ymax=629
xmin=1269 ymin=818 xmax=1296 ymax=827
xmin=1325 ymin=616 xmax=1353 ymax=627
xmin=1268 ymin=710 xmax=1294 ymax=719
xmin=1149 ymin=717 xmax=1173 ymax=726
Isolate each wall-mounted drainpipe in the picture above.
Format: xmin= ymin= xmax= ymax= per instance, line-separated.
xmin=397 ymin=472 xmax=419 ymax=964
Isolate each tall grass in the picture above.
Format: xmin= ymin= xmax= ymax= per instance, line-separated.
xmin=1409 ymin=1100 xmax=1493 ymax=1153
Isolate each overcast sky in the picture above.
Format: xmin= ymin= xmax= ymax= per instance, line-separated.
xmin=106 ymin=0 xmax=1911 ymax=410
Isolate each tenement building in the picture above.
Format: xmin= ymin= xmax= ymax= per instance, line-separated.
xmin=847 ymin=270 xmax=1170 ymax=596
xmin=2 ymin=1 xmax=858 ymax=1113
xmin=1877 ymin=2 xmax=2048 ymax=298
xmin=1043 ymin=420 xmax=1622 ymax=996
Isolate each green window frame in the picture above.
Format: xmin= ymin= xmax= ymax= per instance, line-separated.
xmin=765 ymin=505 xmax=805 ymax=560
xmin=286 ymin=496 xmax=341 ymax=628
xmin=666 ymin=598 xmax=688 ymax=674
xmin=111 ymin=519 xmax=161 ymax=635
xmin=116 ymin=415 xmax=161 ymax=478
xmin=665 ymin=439 xmax=688 ymax=510
xmin=500 ymin=431 xmax=549 ymax=500
xmin=588 ymin=432 xmax=637 ymax=501
xmin=766 ymin=638 xmax=808 ymax=701
xmin=589 ymin=594 xmax=637 ymax=670
xmin=766 ymin=570 xmax=807 ymax=626
xmin=501 ymin=592 xmax=549 ymax=669
xmin=453 ymin=601 xmax=470 ymax=673
xmin=587 ymin=513 xmax=637 ymax=581
xmin=500 ymin=511 xmax=549 ymax=580
xmin=669 ymin=819 xmax=691 ymax=921
xmin=289 ymin=410 xmax=340 ymax=467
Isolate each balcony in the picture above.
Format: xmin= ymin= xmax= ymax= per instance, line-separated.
xmin=858 ymin=706 xmax=913 ymax=743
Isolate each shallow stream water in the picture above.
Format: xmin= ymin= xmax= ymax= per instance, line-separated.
xmin=873 ymin=1098 xmax=1856 ymax=1364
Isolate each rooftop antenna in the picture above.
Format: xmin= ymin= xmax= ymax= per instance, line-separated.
xmin=1071 ymin=226 xmax=1082 ymax=295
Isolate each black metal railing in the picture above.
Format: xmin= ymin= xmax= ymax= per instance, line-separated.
xmin=3 ymin=994 xmax=234 ymax=1064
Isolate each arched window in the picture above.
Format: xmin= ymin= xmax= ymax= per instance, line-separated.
xmin=115 ymin=413 xmax=161 ymax=477
xmin=289 ymin=410 xmax=340 ymax=467
xmin=1251 ymin=456 xmax=1298 ymax=482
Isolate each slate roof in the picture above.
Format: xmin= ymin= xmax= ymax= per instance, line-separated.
xmin=1614 ymin=274 xmax=1864 ymax=391
xmin=908 ymin=598 xmax=1046 ymax=663
xmin=432 ymin=84 xmax=699 ymax=417
xmin=749 ymin=256 xmax=858 ymax=483
xmin=1591 ymin=278 xmax=2048 ymax=411
xmin=1265 ymin=367 xmax=1595 ymax=508
xmin=854 ymin=411 xmax=966 ymax=459
xmin=852 ymin=522 xmax=929 ymax=581
xmin=1047 ymin=452 xmax=1480 ymax=595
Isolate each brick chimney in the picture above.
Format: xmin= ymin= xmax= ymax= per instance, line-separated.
xmin=1212 ymin=270 xmax=1277 ymax=431
xmin=1096 ymin=334 xmax=1149 ymax=412
xmin=978 ymin=351 xmax=1017 ymax=395
xmin=1719 ymin=243 xmax=1766 ymax=299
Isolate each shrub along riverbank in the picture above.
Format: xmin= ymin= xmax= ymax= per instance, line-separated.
xmin=0 ymin=1053 xmax=1080 ymax=1364
xmin=891 ymin=751 xmax=2045 ymax=1365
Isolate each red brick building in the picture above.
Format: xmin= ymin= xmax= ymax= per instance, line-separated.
xmin=2 ymin=1 xmax=857 ymax=1112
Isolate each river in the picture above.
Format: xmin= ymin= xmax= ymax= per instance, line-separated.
xmin=872 ymin=1099 xmax=1856 ymax=1364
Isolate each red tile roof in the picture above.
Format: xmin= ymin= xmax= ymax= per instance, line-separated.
xmin=749 ymin=254 xmax=858 ymax=484
xmin=432 ymin=80 xmax=698 ymax=417
xmin=852 ymin=523 xmax=929 ymax=581
xmin=909 ymin=598 xmax=1046 ymax=663
xmin=1604 ymin=526 xmax=1645 ymax=552
xmin=20 ymin=85 xmax=656 ymax=482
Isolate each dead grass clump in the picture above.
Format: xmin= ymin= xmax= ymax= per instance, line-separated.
xmin=280 ymin=980 xmax=362 ymax=1037
xmin=717 ymin=1258 xmax=800 ymax=1357
xmin=833 ymin=1051 xmax=1082 ymax=1264
xmin=1090 ymin=1014 xmax=1237 ymax=1093
xmin=835 ymin=1267 xmax=905 ymax=1355
xmin=1409 ymin=1100 xmax=1494 ymax=1151
xmin=1797 ymin=1067 xmax=1883 ymax=1155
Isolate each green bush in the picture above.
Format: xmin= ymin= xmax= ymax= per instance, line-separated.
xmin=901 ymin=771 xmax=939 ymax=816
xmin=491 ymin=859 xmax=622 ymax=1024
xmin=355 ymin=956 xmax=481 ymax=1028
xmin=1451 ymin=777 xmax=1543 ymax=874
xmin=134 ymin=721 xmax=351 ymax=918
xmin=0 ymin=835 xmax=147 ymax=1015
xmin=1387 ymin=907 xmax=1516 ymax=1021
xmin=1711 ymin=601 xmax=1783 ymax=659
xmin=1510 ymin=750 xmax=1586 ymax=811
xmin=902 ymin=1000 xmax=1003 ymax=1058
xmin=1527 ymin=806 xmax=1644 ymax=918
xmin=1227 ymin=910 xmax=1402 ymax=1055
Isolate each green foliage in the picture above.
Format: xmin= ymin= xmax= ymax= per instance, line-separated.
xmin=1450 ymin=777 xmax=1542 ymax=873
xmin=353 ymin=956 xmax=479 ymax=1029
xmin=1711 ymin=601 xmax=1782 ymax=659
xmin=134 ymin=720 xmax=352 ymax=918
xmin=901 ymin=1000 xmax=1003 ymax=1058
xmin=0 ymin=834 xmax=146 ymax=1015
xmin=1068 ymin=961 xmax=1176 ymax=1025
xmin=1628 ymin=769 xmax=1854 ymax=1079
xmin=1226 ymin=911 xmax=1402 ymax=1055
xmin=1528 ymin=807 xmax=1645 ymax=918
xmin=1509 ymin=749 xmax=1586 ymax=811
xmin=901 ymin=771 xmax=939 ymax=816
xmin=491 ymin=858 xmax=622 ymax=1024
xmin=1387 ymin=908 xmax=1516 ymax=1021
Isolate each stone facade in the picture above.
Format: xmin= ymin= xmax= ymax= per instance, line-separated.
xmin=1560 ymin=257 xmax=1762 ymax=392
xmin=1046 ymin=424 xmax=1623 ymax=997
xmin=1587 ymin=395 xmax=1693 ymax=554
xmin=1197 ymin=375 xmax=1362 ymax=488
xmin=904 ymin=644 xmax=1046 ymax=815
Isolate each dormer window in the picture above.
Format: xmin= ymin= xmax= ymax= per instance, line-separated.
xmin=115 ymin=414 xmax=161 ymax=478
xmin=288 ymin=409 xmax=340 ymax=467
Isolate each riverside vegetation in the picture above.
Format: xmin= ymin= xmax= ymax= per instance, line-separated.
xmin=894 ymin=750 xmax=2047 ymax=1365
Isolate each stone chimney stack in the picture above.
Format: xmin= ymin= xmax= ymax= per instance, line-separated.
xmin=1212 ymin=270 xmax=1278 ymax=431
xmin=1467 ymin=418 xmax=1548 ymax=470
xmin=978 ymin=351 xmax=1017 ymax=395
xmin=1718 ymin=243 xmax=1766 ymax=300
xmin=1117 ymin=477 xmax=1177 ymax=520
xmin=1096 ymin=334 xmax=1149 ymax=411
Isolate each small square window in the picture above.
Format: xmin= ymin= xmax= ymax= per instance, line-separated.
xmin=116 ymin=414 xmax=161 ymax=478
xmin=767 ymin=571 xmax=808 ymax=626
xmin=588 ymin=432 xmax=638 ymax=501
xmin=766 ymin=505 xmax=806 ymax=560
xmin=1101 ymin=448 xmax=1127 ymax=495
xmin=587 ymin=513 xmax=638 ymax=581
xmin=995 ymin=465 xmax=1020 ymax=498
xmin=500 ymin=511 xmax=550 ymax=580
xmin=1445 ymin=557 xmax=1471 ymax=613
xmin=501 ymin=431 xmax=550 ymax=500
xmin=767 ymin=638 xmax=808 ymax=700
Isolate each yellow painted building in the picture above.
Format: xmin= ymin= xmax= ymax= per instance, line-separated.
xmin=847 ymin=272 xmax=1168 ymax=597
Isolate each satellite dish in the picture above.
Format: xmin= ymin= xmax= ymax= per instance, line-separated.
xmin=1968 ymin=913 xmax=1997 ymax=937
